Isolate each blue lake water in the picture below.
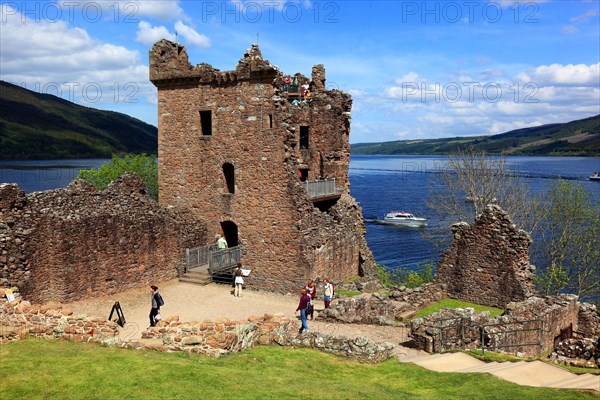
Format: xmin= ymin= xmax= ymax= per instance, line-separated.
xmin=2 ymin=155 xmax=599 ymax=272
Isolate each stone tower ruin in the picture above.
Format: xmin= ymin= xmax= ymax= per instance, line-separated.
xmin=149 ymin=40 xmax=375 ymax=292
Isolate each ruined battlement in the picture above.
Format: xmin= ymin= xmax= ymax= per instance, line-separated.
xmin=149 ymin=40 xmax=375 ymax=291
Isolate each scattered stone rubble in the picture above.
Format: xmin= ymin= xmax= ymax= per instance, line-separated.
xmin=550 ymin=338 xmax=600 ymax=369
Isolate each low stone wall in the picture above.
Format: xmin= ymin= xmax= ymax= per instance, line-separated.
xmin=410 ymin=295 xmax=584 ymax=357
xmin=0 ymin=296 xmax=394 ymax=363
xmin=140 ymin=313 xmax=394 ymax=362
xmin=319 ymin=293 xmax=401 ymax=325
xmin=320 ymin=283 xmax=447 ymax=324
xmin=0 ymin=297 xmax=119 ymax=344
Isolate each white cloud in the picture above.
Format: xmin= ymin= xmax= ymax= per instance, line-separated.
xmin=0 ymin=4 xmax=155 ymax=120
xmin=57 ymin=0 xmax=186 ymax=22
xmin=561 ymin=25 xmax=579 ymax=35
xmin=569 ymin=8 xmax=598 ymax=23
xmin=516 ymin=63 xmax=600 ymax=86
xmin=174 ymin=21 xmax=211 ymax=48
xmin=136 ymin=21 xmax=176 ymax=45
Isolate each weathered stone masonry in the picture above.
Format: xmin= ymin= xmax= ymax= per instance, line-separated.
xmin=149 ymin=40 xmax=376 ymax=291
xmin=434 ymin=204 xmax=536 ymax=308
xmin=0 ymin=175 xmax=207 ymax=303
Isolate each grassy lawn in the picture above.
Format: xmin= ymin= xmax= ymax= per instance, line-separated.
xmin=414 ymin=298 xmax=505 ymax=319
xmin=1 ymin=340 xmax=597 ymax=400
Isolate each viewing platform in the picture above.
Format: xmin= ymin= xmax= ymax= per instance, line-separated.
xmin=303 ymin=178 xmax=342 ymax=202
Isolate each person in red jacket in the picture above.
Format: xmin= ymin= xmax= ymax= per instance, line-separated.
xmin=304 ymin=280 xmax=317 ymax=320
xmin=296 ymin=288 xmax=311 ymax=334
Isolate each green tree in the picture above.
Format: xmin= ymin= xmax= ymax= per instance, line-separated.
xmin=76 ymin=154 xmax=158 ymax=200
xmin=536 ymin=179 xmax=600 ymax=300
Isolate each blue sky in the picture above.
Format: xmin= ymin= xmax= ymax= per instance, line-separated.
xmin=1 ymin=0 xmax=599 ymax=144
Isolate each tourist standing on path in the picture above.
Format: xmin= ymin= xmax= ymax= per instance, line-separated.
xmin=216 ymin=234 xmax=228 ymax=250
xmin=304 ymin=280 xmax=316 ymax=320
xmin=234 ymin=267 xmax=244 ymax=297
xmin=149 ymin=285 xmax=163 ymax=327
xmin=323 ymin=279 xmax=334 ymax=309
xmin=296 ymin=288 xmax=311 ymax=334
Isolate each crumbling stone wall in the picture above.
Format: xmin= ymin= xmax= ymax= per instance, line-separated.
xmin=0 ymin=297 xmax=119 ymax=344
xmin=149 ymin=39 xmax=375 ymax=292
xmin=410 ymin=295 xmax=583 ymax=357
xmin=434 ymin=205 xmax=536 ymax=308
xmin=0 ymin=175 xmax=207 ymax=303
xmin=140 ymin=314 xmax=394 ymax=362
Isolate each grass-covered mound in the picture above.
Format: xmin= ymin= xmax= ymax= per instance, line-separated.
xmin=414 ymin=298 xmax=505 ymax=319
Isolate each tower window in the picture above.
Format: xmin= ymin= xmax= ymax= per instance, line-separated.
xmin=300 ymin=126 xmax=309 ymax=149
xmin=223 ymin=163 xmax=235 ymax=194
xmin=199 ymin=110 xmax=212 ymax=136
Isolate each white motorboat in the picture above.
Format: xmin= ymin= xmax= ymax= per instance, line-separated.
xmin=590 ymin=172 xmax=600 ymax=181
xmin=383 ymin=211 xmax=427 ymax=227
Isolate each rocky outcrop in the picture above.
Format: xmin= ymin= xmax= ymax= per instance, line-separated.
xmin=0 ymin=174 xmax=207 ymax=303
xmin=434 ymin=204 xmax=536 ymax=308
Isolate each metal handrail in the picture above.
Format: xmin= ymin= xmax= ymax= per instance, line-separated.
xmin=302 ymin=178 xmax=341 ymax=198
xmin=208 ymin=245 xmax=243 ymax=274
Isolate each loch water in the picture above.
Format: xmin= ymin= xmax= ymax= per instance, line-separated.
xmin=1 ymin=156 xmax=599 ymax=273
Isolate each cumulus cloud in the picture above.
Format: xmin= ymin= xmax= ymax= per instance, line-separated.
xmin=136 ymin=21 xmax=176 ymax=45
xmin=516 ymin=63 xmax=600 ymax=86
xmin=174 ymin=21 xmax=211 ymax=48
xmin=0 ymin=4 xmax=155 ymax=118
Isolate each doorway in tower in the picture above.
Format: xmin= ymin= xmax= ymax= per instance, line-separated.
xmin=220 ymin=221 xmax=238 ymax=247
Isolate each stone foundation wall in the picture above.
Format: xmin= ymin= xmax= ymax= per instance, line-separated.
xmin=140 ymin=314 xmax=393 ymax=362
xmin=0 ymin=297 xmax=119 ymax=344
xmin=434 ymin=205 xmax=536 ymax=308
xmin=0 ymin=175 xmax=207 ymax=303
xmin=410 ymin=295 xmax=583 ymax=357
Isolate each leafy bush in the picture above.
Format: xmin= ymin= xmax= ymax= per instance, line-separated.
xmin=76 ymin=154 xmax=158 ymax=200
xmin=376 ymin=261 xmax=434 ymax=288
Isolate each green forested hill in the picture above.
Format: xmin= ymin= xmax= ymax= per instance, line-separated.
xmin=351 ymin=115 xmax=600 ymax=156
xmin=0 ymin=80 xmax=157 ymax=160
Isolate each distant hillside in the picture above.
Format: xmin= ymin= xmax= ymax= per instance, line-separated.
xmin=0 ymin=80 xmax=157 ymax=160
xmin=351 ymin=115 xmax=600 ymax=156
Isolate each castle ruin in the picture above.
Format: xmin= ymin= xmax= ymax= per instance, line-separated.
xmin=149 ymin=40 xmax=375 ymax=291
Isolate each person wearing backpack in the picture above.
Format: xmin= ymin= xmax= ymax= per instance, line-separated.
xmin=295 ymin=288 xmax=311 ymax=334
xmin=149 ymin=285 xmax=164 ymax=327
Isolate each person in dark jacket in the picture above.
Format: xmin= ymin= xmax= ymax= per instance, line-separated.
xmin=295 ymin=288 xmax=311 ymax=334
xmin=149 ymin=285 xmax=162 ymax=327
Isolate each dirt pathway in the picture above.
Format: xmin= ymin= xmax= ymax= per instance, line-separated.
xmin=65 ymin=281 xmax=598 ymax=392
